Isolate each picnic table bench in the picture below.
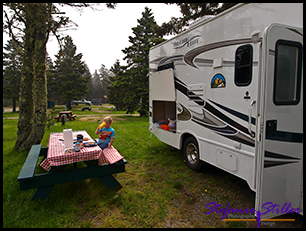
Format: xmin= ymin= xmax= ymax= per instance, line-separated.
xmin=17 ymin=132 xmax=127 ymax=201
xmin=81 ymin=106 xmax=92 ymax=111
xmin=53 ymin=111 xmax=77 ymax=122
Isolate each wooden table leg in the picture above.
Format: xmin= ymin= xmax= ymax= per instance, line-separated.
xmin=98 ymin=175 xmax=122 ymax=190
xmin=84 ymin=160 xmax=123 ymax=190
xmin=31 ymin=185 xmax=54 ymax=201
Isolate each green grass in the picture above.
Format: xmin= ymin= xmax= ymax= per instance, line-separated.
xmin=3 ymin=115 xmax=303 ymax=228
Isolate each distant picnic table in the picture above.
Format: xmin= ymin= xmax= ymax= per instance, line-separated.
xmin=53 ymin=111 xmax=77 ymax=122
xmin=81 ymin=106 xmax=92 ymax=111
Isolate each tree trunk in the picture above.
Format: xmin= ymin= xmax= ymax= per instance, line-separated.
xmin=19 ymin=3 xmax=48 ymax=151
xmin=14 ymin=4 xmax=35 ymax=151
xmin=12 ymin=98 xmax=17 ymax=112
xmin=67 ymin=102 xmax=72 ymax=110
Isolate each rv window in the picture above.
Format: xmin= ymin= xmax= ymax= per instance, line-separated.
xmin=234 ymin=44 xmax=253 ymax=86
xmin=273 ymin=40 xmax=302 ymax=105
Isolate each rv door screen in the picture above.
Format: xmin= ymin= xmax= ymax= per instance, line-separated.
xmin=149 ymin=69 xmax=175 ymax=101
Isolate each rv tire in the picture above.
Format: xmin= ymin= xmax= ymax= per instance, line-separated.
xmin=183 ymin=136 xmax=204 ymax=172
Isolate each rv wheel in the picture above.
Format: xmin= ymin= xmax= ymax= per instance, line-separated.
xmin=183 ymin=136 xmax=204 ymax=172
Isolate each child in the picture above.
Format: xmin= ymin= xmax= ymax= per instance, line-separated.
xmin=95 ymin=116 xmax=115 ymax=150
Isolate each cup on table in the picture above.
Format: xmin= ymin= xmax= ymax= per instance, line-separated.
xmin=74 ymin=142 xmax=80 ymax=152
xmin=77 ymin=134 xmax=83 ymax=148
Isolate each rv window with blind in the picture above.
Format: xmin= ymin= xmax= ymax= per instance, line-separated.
xmin=273 ymin=40 xmax=302 ymax=105
xmin=234 ymin=44 xmax=253 ymax=86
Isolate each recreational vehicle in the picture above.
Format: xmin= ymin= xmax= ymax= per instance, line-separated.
xmin=149 ymin=3 xmax=303 ymax=220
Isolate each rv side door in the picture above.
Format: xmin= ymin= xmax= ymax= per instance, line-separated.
xmin=255 ymin=24 xmax=303 ymax=219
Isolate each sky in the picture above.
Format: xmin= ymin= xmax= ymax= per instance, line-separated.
xmin=3 ymin=3 xmax=182 ymax=74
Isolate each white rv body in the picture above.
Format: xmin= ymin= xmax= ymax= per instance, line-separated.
xmin=149 ymin=3 xmax=303 ymax=219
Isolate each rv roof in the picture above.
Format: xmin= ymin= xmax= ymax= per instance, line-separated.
xmin=150 ymin=3 xmax=246 ymax=50
xmin=188 ymin=15 xmax=215 ymax=29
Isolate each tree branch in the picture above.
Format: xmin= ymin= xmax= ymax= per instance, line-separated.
xmin=3 ymin=9 xmax=24 ymax=49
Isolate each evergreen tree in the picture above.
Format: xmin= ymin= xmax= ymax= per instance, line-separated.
xmin=92 ymin=70 xmax=102 ymax=99
xmin=46 ymin=54 xmax=57 ymax=103
xmin=107 ymin=60 xmax=126 ymax=110
xmin=3 ymin=39 xmax=22 ymax=112
xmin=85 ymin=71 xmax=96 ymax=100
xmin=120 ymin=7 xmax=165 ymax=116
xmin=98 ymin=64 xmax=112 ymax=99
xmin=53 ymin=36 xmax=91 ymax=109
xmin=86 ymin=66 xmax=111 ymax=101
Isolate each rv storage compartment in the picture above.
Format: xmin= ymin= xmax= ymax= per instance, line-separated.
xmin=152 ymin=101 xmax=176 ymax=132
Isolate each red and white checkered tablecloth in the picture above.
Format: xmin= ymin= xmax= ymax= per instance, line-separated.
xmin=40 ymin=131 xmax=116 ymax=171
xmin=102 ymin=146 xmax=124 ymax=164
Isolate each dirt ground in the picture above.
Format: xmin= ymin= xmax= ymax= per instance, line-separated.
xmin=3 ymin=106 xmax=139 ymax=120
xmin=78 ymin=116 xmax=127 ymax=122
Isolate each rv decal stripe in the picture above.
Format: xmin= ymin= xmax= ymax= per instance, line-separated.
xmin=266 ymin=131 xmax=303 ymax=143
xmin=184 ymin=38 xmax=253 ymax=68
xmin=175 ymin=78 xmax=188 ymax=96
xmin=150 ymin=57 xmax=166 ymax=64
xmin=287 ymin=28 xmax=303 ymax=36
xmin=174 ymin=77 xmax=186 ymax=86
xmin=159 ymin=55 xmax=183 ymax=65
xmin=204 ymin=101 xmax=252 ymax=136
xmin=269 ymin=49 xmax=275 ymax=56
xmin=264 ymin=150 xmax=301 ymax=168
xmin=191 ymin=119 xmax=237 ymax=134
xmin=208 ymin=99 xmax=256 ymax=125
xmin=191 ymin=119 xmax=255 ymax=147
xmin=194 ymin=58 xmax=213 ymax=67
xmin=174 ymin=77 xmax=255 ymax=144
xmin=265 ymin=151 xmax=301 ymax=160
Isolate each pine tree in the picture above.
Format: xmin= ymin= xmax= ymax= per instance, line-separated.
xmin=53 ymin=36 xmax=91 ymax=108
xmin=86 ymin=66 xmax=110 ymax=101
xmin=85 ymin=70 xmax=96 ymax=100
xmin=98 ymin=64 xmax=111 ymax=99
xmin=120 ymin=7 xmax=165 ymax=116
xmin=3 ymin=39 xmax=22 ymax=112
xmin=46 ymin=54 xmax=57 ymax=103
xmin=107 ymin=60 xmax=126 ymax=110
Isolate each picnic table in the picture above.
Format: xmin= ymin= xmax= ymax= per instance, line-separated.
xmin=54 ymin=111 xmax=77 ymax=122
xmin=17 ymin=130 xmax=127 ymax=201
xmin=81 ymin=106 xmax=92 ymax=111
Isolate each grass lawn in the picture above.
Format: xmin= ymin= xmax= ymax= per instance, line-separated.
xmin=3 ymin=114 xmax=303 ymax=228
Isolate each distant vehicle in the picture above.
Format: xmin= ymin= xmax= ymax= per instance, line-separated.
xmin=91 ymin=99 xmax=103 ymax=105
xmin=72 ymin=99 xmax=91 ymax=106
